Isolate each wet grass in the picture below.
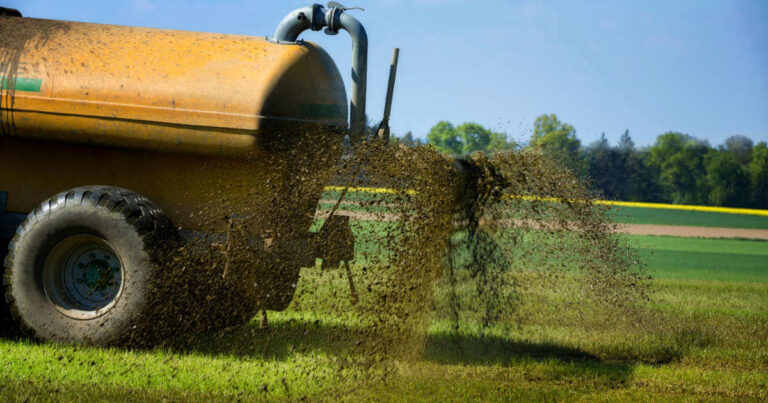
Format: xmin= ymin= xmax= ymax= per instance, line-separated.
xmin=1 ymin=259 xmax=766 ymax=401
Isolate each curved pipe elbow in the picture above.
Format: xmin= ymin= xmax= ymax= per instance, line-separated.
xmin=272 ymin=6 xmax=314 ymax=42
xmin=339 ymin=13 xmax=367 ymax=52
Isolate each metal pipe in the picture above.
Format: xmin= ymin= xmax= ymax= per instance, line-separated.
xmin=338 ymin=12 xmax=367 ymax=142
xmin=272 ymin=5 xmax=368 ymax=142
xmin=272 ymin=5 xmax=323 ymax=43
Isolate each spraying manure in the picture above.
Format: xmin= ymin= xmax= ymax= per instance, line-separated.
xmin=0 ymin=3 xmax=648 ymax=376
xmin=141 ymin=137 xmax=648 ymax=372
xmin=321 ymin=142 xmax=650 ymax=359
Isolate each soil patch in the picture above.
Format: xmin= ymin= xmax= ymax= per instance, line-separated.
xmin=615 ymin=224 xmax=768 ymax=240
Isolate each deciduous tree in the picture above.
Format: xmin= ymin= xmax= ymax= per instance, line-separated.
xmin=529 ymin=114 xmax=584 ymax=174
xmin=427 ymin=121 xmax=513 ymax=156
xmin=749 ymin=142 xmax=768 ymax=208
xmin=426 ymin=121 xmax=462 ymax=156
xmin=648 ymin=132 xmax=709 ymax=204
xmin=704 ymin=149 xmax=750 ymax=207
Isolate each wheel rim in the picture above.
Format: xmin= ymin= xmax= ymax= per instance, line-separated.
xmin=43 ymin=234 xmax=123 ymax=319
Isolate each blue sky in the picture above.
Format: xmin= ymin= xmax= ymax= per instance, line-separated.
xmin=6 ymin=0 xmax=767 ymax=147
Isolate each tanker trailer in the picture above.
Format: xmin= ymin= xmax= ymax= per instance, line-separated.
xmin=0 ymin=4 xmax=368 ymax=344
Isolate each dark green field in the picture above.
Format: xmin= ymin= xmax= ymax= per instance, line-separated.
xmin=608 ymin=205 xmax=768 ymax=229
xmin=631 ymin=235 xmax=768 ymax=282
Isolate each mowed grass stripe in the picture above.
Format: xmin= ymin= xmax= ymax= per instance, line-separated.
xmin=610 ymin=206 xmax=768 ymax=230
xmin=629 ymin=235 xmax=768 ymax=282
xmin=639 ymin=249 xmax=768 ymax=282
xmin=630 ymin=235 xmax=768 ymax=256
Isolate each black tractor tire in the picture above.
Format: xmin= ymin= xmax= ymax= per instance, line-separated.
xmin=3 ymin=186 xmax=174 ymax=345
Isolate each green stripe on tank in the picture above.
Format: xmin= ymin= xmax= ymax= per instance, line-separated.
xmin=0 ymin=76 xmax=43 ymax=92
xmin=299 ymin=104 xmax=347 ymax=120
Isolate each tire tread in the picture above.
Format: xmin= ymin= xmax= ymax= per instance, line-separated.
xmin=3 ymin=186 xmax=171 ymax=340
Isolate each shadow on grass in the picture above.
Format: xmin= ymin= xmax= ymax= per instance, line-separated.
xmin=423 ymin=332 xmax=637 ymax=386
xmin=425 ymin=329 xmax=686 ymax=365
xmin=166 ymin=318 xmax=647 ymax=387
xmin=167 ymin=317 xmax=370 ymax=359
xmin=424 ymin=332 xmax=602 ymax=364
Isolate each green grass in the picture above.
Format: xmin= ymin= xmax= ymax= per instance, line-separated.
xmin=1 ymin=254 xmax=767 ymax=401
xmin=609 ymin=205 xmax=768 ymax=229
xmin=630 ymin=235 xmax=768 ymax=282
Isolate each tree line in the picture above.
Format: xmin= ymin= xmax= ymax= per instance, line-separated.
xmin=394 ymin=114 xmax=768 ymax=209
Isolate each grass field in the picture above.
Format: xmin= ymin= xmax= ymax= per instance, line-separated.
xmin=1 ymin=263 xmax=766 ymax=400
xmin=1 ymin=207 xmax=767 ymax=400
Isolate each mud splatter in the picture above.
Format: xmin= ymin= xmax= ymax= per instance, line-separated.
xmin=119 ymin=134 xmax=647 ymax=380
xmin=438 ymin=149 xmax=648 ymax=337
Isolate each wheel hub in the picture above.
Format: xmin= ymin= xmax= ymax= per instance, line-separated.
xmin=43 ymin=234 xmax=123 ymax=319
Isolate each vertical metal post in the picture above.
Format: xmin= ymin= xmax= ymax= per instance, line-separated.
xmin=376 ymin=48 xmax=400 ymax=142
xmin=382 ymin=48 xmax=399 ymax=125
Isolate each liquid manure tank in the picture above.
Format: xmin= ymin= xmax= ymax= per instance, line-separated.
xmin=0 ymin=4 xmax=366 ymax=344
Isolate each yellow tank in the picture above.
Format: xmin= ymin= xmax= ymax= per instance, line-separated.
xmin=0 ymin=17 xmax=348 ymax=155
xmin=0 ymin=16 xmax=348 ymax=229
